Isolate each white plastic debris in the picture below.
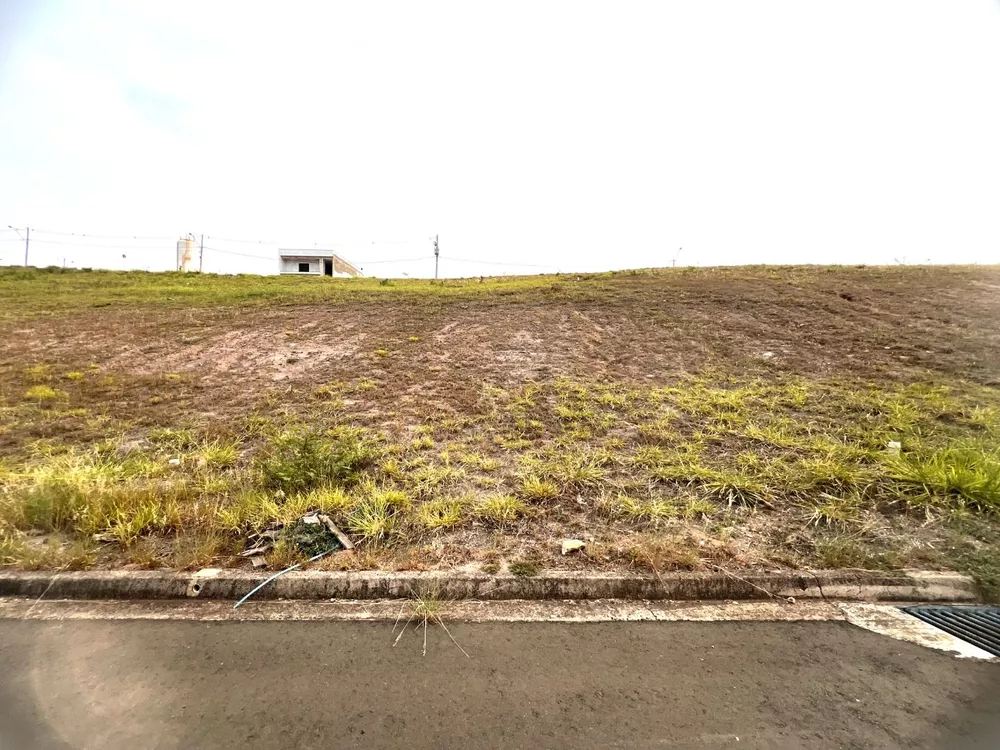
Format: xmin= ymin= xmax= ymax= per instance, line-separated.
xmin=561 ymin=539 xmax=586 ymax=555
xmin=168 ymin=457 xmax=181 ymax=466
xmin=887 ymin=441 xmax=902 ymax=455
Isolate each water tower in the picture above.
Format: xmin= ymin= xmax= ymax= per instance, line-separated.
xmin=176 ymin=235 xmax=195 ymax=271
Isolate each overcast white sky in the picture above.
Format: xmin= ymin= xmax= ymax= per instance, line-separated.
xmin=1 ymin=1 xmax=998 ymax=276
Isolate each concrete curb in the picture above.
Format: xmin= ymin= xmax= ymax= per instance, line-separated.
xmin=0 ymin=569 xmax=978 ymax=603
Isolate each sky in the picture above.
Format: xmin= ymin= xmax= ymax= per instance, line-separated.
xmin=1 ymin=0 xmax=998 ymax=277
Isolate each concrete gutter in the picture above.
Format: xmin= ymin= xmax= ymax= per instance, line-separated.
xmin=0 ymin=569 xmax=978 ymax=603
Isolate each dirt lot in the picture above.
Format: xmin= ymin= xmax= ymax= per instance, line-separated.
xmin=1 ymin=264 xmax=999 ymax=592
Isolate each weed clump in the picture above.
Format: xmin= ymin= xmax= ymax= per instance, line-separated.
xmin=418 ymin=498 xmax=465 ymax=529
xmin=887 ymin=443 xmax=1000 ymax=513
xmin=509 ymin=559 xmax=540 ymax=577
xmin=347 ymin=483 xmax=411 ymax=543
xmin=259 ymin=429 xmax=374 ymax=494
xmin=518 ymin=475 xmax=560 ymax=501
xmin=476 ymin=495 xmax=527 ymax=526
xmin=24 ymin=385 xmax=65 ymax=403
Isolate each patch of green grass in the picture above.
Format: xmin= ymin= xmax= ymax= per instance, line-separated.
xmin=699 ymin=472 xmax=769 ymax=507
xmin=346 ymin=483 xmax=411 ymax=544
xmin=169 ymin=531 xmax=225 ymax=570
xmin=267 ymin=536 xmax=307 ymax=568
xmin=741 ymin=421 xmax=801 ymax=449
xmin=476 ymin=456 xmax=501 ymax=472
xmin=259 ymin=429 xmax=374 ymax=494
xmin=552 ymin=454 xmax=607 ymax=488
xmin=649 ymin=458 xmax=717 ymax=485
xmin=216 ymin=491 xmax=270 ymax=533
xmin=509 ymin=559 xmax=540 ymax=577
xmin=149 ymin=427 xmax=198 ymax=451
xmin=802 ymin=492 xmax=865 ymax=527
xmin=517 ymin=475 xmax=560 ymax=502
xmin=631 ymin=446 xmax=667 ymax=468
xmin=418 ymin=498 xmax=465 ymax=530
xmin=476 ymin=495 xmax=527 ymax=526
xmin=554 ymin=404 xmax=596 ymax=422
xmin=955 ymin=546 xmax=1000 ymax=604
xmin=495 ymin=435 xmax=533 ymax=450
xmin=380 ymin=457 xmax=405 ymax=481
xmin=23 ymin=364 xmax=52 ymax=383
xmin=0 ymin=531 xmax=96 ymax=570
xmin=965 ymin=406 xmax=1000 ymax=436
xmin=787 ymin=455 xmax=874 ymax=494
xmin=128 ymin=538 xmax=163 ymax=569
xmin=681 ymin=497 xmax=717 ymax=520
xmin=408 ymin=463 xmax=465 ymax=496
xmin=300 ymin=486 xmax=353 ymax=516
xmin=596 ymin=391 xmax=629 ymax=409
xmin=600 ymin=494 xmax=678 ymax=527
xmin=24 ymin=385 xmax=66 ymax=403
xmin=814 ymin=536 xmax=898 ymax=569
xmin=887 ymin=443 xmax=1000 ymax=513
xmin=64 ymin=371 xmax=85 ymax=381
xmin=410 ymin=435 xmax=434 ymax=451
xmin=198 ymin=440 xmax=240 ymax=470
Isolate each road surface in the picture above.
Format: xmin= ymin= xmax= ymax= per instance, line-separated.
xmin=1 ymin=619 xmax=997 ymax=749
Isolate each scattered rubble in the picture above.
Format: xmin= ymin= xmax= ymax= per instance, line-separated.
xmin=241 ymin=513 xmax=353 ymax=563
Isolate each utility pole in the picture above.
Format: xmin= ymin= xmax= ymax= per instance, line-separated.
xmin=7 ymin=226 xmax=29 ymax=266
xmin=199 ymin=234 xmax=204 ymax=272
xmin=434 ymin=234 xmax=439 ymax=279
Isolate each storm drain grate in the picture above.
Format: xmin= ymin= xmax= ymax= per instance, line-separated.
xmin=902 ymin=606 xmax=1000 ymax=657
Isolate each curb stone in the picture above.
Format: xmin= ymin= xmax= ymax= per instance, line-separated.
xmin=0 ymin=569 xmax=978 ymax=603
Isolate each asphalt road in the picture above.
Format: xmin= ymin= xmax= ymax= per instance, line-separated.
xmin=0 ymin=619 xmax=997 ymax=750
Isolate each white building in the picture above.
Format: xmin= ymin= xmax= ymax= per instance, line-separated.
xmin=278 ymin=249 xmax=362 ymax=277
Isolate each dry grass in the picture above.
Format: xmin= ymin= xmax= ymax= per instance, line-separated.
xmin=2 ymin=264 xmax=1000 ymax=593
xmin=392 ymin=585 xmax=469 ymax=657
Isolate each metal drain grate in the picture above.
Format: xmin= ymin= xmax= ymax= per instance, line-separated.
xmin=902 ymin=606 xmax=1000 ymax=657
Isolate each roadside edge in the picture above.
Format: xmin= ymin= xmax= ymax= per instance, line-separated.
xmin=0 ymin=568 xmax=978 ymax=603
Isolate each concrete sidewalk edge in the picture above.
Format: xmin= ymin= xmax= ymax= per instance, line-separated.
xmin=0 ymin=569 xmax=978 ymax=603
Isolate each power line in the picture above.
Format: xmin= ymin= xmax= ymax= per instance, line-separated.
xmin=207 ymin=234 xmax=429 ymax=246
xmin=439 ymin=255 xmax=558 ymax=269
xmin=32 ymin=229 xmax=174 ymax=240
xmin=205 ymin=235 xmax=277 ymax=244
xmin=31 ymin=238 xmax=169 ymax=250
xmin=202 ymin=246 xmax=274 ymax=260
xmin=357 ymin=256 xmax=433 ymax=265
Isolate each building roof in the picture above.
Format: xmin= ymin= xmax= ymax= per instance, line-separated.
xmin=279 ymin=248 xmax=347 ymax=258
